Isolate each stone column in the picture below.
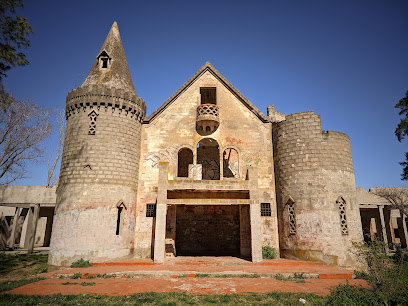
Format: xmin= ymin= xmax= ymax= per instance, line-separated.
xmin=27 ymin=204 xmax=40 ymax=255
xmin=9 ymin=207 xmax=21 ymax=249
xmin=248 ymin=166 xmax=262 ymax=262
xmin=402 ymin=214 xmax=408 ymax=248
xmin=154 ymin=162 xmax=169 ymax=263
xmin=378 ymin=205 xmax=388 ymax=246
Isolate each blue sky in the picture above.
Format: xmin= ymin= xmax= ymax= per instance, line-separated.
xmin=3 ymin=0 xmax=408 ymax=189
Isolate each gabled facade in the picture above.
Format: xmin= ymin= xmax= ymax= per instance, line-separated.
xmin=48 ymin=22 xmax=364 ymax=268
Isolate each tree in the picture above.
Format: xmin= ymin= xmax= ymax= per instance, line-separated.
xmin=46 ymin=108 xmax=65 ymax=188
xmin=371 ymin=187 xmax=408 ymax=218
xmin=0 ymin=0 xmax=33 ymax=81
xmin=0 ymin=87 xmax=52 ymax=184
xmin=395 ymin=90 xmax=408 ymax=180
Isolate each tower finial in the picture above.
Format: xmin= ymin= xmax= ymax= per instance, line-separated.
xmin=80 ymin=22 xmax=136 ymax=95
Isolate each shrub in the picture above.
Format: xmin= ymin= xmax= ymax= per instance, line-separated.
xmin=262 ymin=245 xmax=277 ymax=259
xmin=352 ymin=240 xmax=408 ymax=305
xmin=70 ymin=258 xmax=91 ymax=268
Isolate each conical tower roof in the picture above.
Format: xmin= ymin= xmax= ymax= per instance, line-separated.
xmin=80 ymin=22 xmax=136 ymax=95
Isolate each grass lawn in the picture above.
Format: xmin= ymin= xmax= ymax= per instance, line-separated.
xmin=0 ymin=251 xmax=406 ymax=305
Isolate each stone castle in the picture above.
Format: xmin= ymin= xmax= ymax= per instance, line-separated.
xmin=46 ymin=22 xmax=365 ymax=267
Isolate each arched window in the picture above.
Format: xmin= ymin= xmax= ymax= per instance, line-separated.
xmin=177 ymin=148 xmax=193 ymax=178
xmin=337 ymin=197 xmax=348 ymax=235
xmin=197 ymin=138 xmax=220 ymax=180
xmin=223 ymin=148 xmax=239 ymax=178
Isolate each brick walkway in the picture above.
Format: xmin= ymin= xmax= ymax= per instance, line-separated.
xmin=8 ymin=257 xmax=369 ymax=296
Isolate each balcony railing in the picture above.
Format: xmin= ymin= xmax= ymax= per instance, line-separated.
xmin=196 ymin=104 xmax=219 ymax=135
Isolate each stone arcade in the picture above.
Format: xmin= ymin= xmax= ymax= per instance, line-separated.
xmin=3 ymin=22 xmax=407 ymax=267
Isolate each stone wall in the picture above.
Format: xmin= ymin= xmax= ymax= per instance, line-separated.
xmin=0 ymin=185 xmax=56 ymax=204
xmin=273 ymin=111 xmax=363 ymax=266
xmin=135 ymin=69 xmax=279 ymax=257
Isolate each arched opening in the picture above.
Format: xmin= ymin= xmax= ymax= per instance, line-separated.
xmin=177 ymin=148 xmax=193 ymax=178
xmin=197 ymin=138 xmax=220 ymax=180
xmin=223 ymin=148 xmax=239 ymax=178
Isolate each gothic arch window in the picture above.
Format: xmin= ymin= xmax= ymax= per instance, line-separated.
xmin=197 ymin=138 xmax=220 ymax=180
xmin=88 ymin=110 xmax=99 ymax=135
xmin=287 ymin=196 xmax=296 ymax=235
xmin=223 ymin=148 xmax=239 ymax=178
xmin=337 ymin=196 xmax=348 ymax=235
xmin=177 ymin=148 xmax=193 ymax=178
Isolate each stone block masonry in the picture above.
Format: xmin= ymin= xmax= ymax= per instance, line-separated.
xmin=273 ymin=111 xmax=362 ymax=266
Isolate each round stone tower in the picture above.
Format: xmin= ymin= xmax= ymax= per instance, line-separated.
xmin=273 ymin=111 xmax=363 ymax=267
xmin=49 ymin=22 xmax=146 ymax=267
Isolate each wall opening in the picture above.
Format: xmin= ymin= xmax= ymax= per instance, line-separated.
xmin=116 ymin=202 xmax=126 ymax=235
xmin=197 ymin=138 xmax=220 ymax=180
xmin=88 ymin=110 xmax=98 ymax=135
xmin=175 ymin=205 xmax=240 ymax=256
xmin=287 ymin=196 xmax=296 ymax=235
xmin=223 ymin=148 xmax=239 ymax=178
xmin=337 ymin=196 xmax=348 ymax=235
xmin=200 ymin=88 xmax=216 ymax=105
xmin=97 ymin=50 xmax=111 ymax=69
xmin=177 ymin=148 xmax=193 ymax=178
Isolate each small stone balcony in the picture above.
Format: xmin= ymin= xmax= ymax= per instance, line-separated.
xmin=196 ymin=104 xmax=219 ymax=135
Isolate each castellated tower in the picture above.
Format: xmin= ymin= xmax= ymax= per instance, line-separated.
xmin=48 ymin=22 xmax=146 ymax=267
xmin=273 ymin=111 xmax=363 ymax=267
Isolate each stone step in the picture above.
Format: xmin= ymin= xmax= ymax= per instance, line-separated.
xmin=52 ymin=270 xmax=353 ymax=280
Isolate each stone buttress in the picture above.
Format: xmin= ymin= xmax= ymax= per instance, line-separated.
xmin=48 ymin=22 xmax=146 ymax=267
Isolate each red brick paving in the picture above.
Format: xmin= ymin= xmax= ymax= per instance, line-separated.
xmin=7 ymin=257 xmax=370 ymax=296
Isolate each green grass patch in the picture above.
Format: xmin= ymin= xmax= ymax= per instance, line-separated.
xmin=0 ymin=277 xmax=45 ymax=293
xmin=196 ymin=273 xmax=261 ymax=278
xmin=70 ymin=258 xmax=91 ymax=268
xmin=0 ymin=253 xmax=48 ymax=277
xmin=0 ymin=291 xmax=325 ymax=305
xmin=62 ymin=282 xmax=95 ymax=286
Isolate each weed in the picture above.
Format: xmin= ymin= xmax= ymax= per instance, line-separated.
xmin=262 ymin=245 xmax=278 ymax=259
xmin=58 ymin=275 xmax=65 ymax=279
xmin=274 ymin=273 xmax=285 ymax=281
xmin=71 ymin=273 xmax=81 ymax=279
xmin=62 ymin=281 xmax=95 ymax=286
xmin=80 ymin=282 xmax=95 ymax=286
xmin=294 ymin=272 xmax=305 ymax=279
xmin=70 ymin=258 xmax=91 ymax=268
